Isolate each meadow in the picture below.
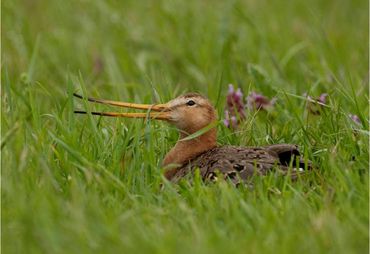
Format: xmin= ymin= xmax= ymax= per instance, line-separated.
xmin=2 ymin=0 xmax=369 ymax=253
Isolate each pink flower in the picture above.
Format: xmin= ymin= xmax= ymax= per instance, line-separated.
xmin=223 ymin=111 xmax=238 ymax=128
xmin=224 ymin=84 xmax=246 ymax=128
xmin=349 ymin=114 xmax=362 ymax=126
xmin=246 ymin=91 xmax=276 ymax=111
xmin=304 ymin=93 xmax=328 ymax=115
xmin=318 ymin=93 xmax=328 ymax=104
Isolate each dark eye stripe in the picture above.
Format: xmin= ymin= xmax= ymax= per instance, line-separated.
xmin=186 ymin=100 xmax=196 ymax=106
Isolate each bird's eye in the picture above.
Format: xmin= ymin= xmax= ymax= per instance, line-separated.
xmin=186 ymin=100 xmax=196 ymax=106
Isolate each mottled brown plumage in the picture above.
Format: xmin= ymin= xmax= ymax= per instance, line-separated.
xmin=166 ymin=144 xmax=311 ymax=185
xmin=74 ymin=92 xmax=312 ymax=185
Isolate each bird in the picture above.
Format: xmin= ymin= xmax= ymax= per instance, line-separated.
xmin=74 ymin=92 xmax=312 ymax=185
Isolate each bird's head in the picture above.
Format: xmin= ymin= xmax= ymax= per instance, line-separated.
xmin=165 ymin=93 xmax=217 ymax=134
xmin=74 ymin=93 xmax=217 ymax=135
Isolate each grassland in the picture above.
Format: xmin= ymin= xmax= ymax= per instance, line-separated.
xmin=2 ymin=0 xmax=369 ymax=253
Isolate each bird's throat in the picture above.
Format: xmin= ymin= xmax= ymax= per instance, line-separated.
xmin=163 ymin=128 xmax=217 ymax=179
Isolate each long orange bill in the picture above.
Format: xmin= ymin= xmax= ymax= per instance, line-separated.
xmin=74 ymin=110 xmax=171 ymax=120
xmin=73 ymin=93 xmax=168 ymax=111
xmin=73 ymin=93 xmax=171 ymax=120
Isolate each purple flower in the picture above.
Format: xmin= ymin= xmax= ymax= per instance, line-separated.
xmin=224 ymin=84 xmax=246 ymax=128
xmin=223 ymin=111 xmax=238 ymax=128
xmin=349 ymin=114 xmax=362 ymax=126
xmin=304 ymin=93 xmax=328 ymax=115
xmin=246 ymin=91 xmax=276 ymax=111
xmin=318 ymin=93 xmax=328 ymax=104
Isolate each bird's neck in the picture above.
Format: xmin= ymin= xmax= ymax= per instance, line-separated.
xmin=163 ymin=128 xmax=217 ymax=178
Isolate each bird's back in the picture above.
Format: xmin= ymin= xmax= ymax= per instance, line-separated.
xmin=169 ymin=144 xmax=311 ymax=185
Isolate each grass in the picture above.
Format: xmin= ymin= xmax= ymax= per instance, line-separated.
xmin=2 ymin=0 xmax=369 ymax=253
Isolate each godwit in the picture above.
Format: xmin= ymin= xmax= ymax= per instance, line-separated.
xmin=74 ymin=93 xmax=312 ymax=185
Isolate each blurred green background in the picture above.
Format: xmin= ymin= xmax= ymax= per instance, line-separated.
xmin=4 ymin=0 xmax=367 ymax=98
xmin=2 ymin=0 xmax=368 ymax=253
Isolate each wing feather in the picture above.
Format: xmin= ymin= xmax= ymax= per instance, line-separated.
xmin=169 ymin=145 xmax=312 ymax=184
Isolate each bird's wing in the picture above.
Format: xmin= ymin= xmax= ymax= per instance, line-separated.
xmin=170 ymin=145 xmax=311 ymax=185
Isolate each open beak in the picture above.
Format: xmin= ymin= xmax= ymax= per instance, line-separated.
xmin=73 ymin=93 xmax=171 ymax=120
